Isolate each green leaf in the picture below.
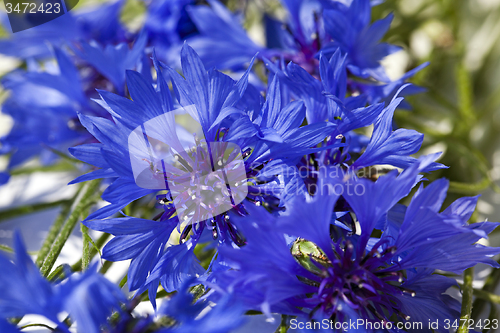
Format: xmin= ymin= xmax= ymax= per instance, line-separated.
xmin=0 ymin=199 xmax=72 ymax=224
xmin=0 ymin=244 xmax=37 ymax=255
xmin=36 ymin=198 xmax=75 ymax=267
xmin=119 ymin=275 xmax=128 ymax=289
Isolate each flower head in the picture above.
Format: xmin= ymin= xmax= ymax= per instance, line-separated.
xmin=212 ymin=157 xmax=499 ymax=331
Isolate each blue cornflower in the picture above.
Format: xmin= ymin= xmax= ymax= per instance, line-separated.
xmin=212 ymin=156 xmax=500 ymax=331
xmin=186 ymin=0 xmax=328 ymax=73
xmin=71 ymin=44 xmax=336 ymax=300
xmin=265 ymin=50 xmax=369 ymax=125
xmin=186 ymin=0 xmax=426 ymax=119
xmin=0 ymin=231 xmax=126 ymax=333
xmin=267 ymin=0 xmax=330 ymax=74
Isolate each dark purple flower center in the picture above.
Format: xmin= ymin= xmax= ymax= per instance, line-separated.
xmin=292 ymin=238 xmax=414 ymax=323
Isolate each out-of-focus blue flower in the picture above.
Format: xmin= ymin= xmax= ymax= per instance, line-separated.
xmin=0 ymin=231 xmax=125 ymax=333
xmin=212 ymin=156 xmax=500 ymax=331
xmin=143 ymin=0 xmax=198 ymax=66
xmin=186 ymin=0 xmax=327 ymax=73
xmin=71 ymin=31 xmax=148 ymax=94
xmin=55 ymin=264 xmax=127 ymax=333
xmin=0 ymin=172 xmax=10 ymax=185
xmin=75 ymin=0 xmax=128 ymax=45
xmin=269 ymin=0 xmax=329 ymax=74
xmin=322 ymin=0 xmax=401 ymax=82
xmin=187 ymin=0 xmax=406 ymax=84
xmin=0 ymin=31 xmax=148 ymax=172
xmin=157 ymin=279 xmax=246 ymax=333
xmin=0 ymin=232 xmax=59 ymax=323
xmin=0 ymin=319 xmax=20 ymax=333
xmin=187 ymin=0 xmax=279 ymax=70
xmin=0 ymin=47 xmax=92 ymax=169
xmin=0 ymin=0 xmax=128 ymax=59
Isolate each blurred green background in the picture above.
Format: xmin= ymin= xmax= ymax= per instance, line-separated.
xmin=372 ymin=0 xmax=500 ymax=211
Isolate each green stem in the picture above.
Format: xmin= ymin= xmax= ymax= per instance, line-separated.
xmin=0 ymin=244 xmax=14 ymax=253
xmin=0 ymin=199 xmax=72 ymax=223
xmin=71 ymin=232 xmax=110 ymax=272
xmin=35 ymin=199 xmax=75 ymax=267
xmin=46 ymin=232 xmax=110 ymax=281
xmin=79 ymin=196 xmax=100 ymax=271
xmin=0 ymin=244 xmax=36 ymax=255
xmin=448 ymin=178 xmax=491 ymax=195
xmin=458 ymin=267 xmax=474 ymax=333
xmin=472 ymin=288 xmax=500 ymax=304
xmin=47 ymin=264 xmax=70 ymax=282
xmin=40 ymin=180 xmax=101 ymax=277
xmin=10 ymin=162 xmax=77 ymax=176
xmin=40 ymin=143 xmax=86 ymax=165
xmin=274 ymin=315 xmax=290 ymax=333
xmin=81 ymin=224 xmax=90 ymax=270
xmin=455 ymin=63 xmax=475 ymax=128
xmin=99 ymin=260 xmax=113 ymax=274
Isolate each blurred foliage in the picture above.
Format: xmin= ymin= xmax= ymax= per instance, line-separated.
xmin=370 ymin=1 xmax=500 ymax=320
xmin=371 ymin=0 xmax=500 ymax=206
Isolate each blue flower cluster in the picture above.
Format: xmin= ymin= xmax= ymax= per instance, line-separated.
xmin=0 ymin=0 xmax=499 ymax=332
xmin=0 ymin=231 xmax=244 ymax=333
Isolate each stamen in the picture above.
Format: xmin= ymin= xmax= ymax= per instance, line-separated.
xmin=180 ymin=225 xmax=192 ymax=243
xmin=400 ymin=288 xmax=416 ymax=297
